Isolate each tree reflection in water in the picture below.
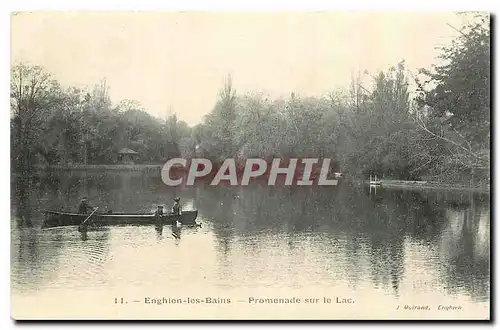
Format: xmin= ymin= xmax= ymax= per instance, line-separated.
xmin=195 ymin=184 xmax=489 ymax=300
xmin=10 ymin=172 xmax=489 ymax=302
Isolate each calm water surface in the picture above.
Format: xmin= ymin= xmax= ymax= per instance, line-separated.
xmin=10 ymin=171 xmax=490 ymax=319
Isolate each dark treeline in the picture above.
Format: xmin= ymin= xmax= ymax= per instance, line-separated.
xmin=11 ymin=15 xmax=490 ymax=185
xmin=10 ymin=76 xmax=190 ymax=167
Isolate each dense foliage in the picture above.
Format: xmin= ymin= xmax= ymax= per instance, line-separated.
xmin=10 ymin=75 xmax=189 ymax=169
xmin=414 ymin=14 xmax=490 ymax=183
xmin=11 ymin=16 xmax=490 ymax=186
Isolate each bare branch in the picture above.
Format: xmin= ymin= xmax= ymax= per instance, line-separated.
xmin=415 ymin=115 xmax=482 ymax=160
xmin=446 ymin=23 xmax=468 ymax=38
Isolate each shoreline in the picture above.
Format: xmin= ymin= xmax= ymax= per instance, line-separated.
xmin=362 ymin=179 xmax=490 ymax=193
xmin=33 ymin=164 xmax=163 ymax=170
xmin=22 ymin=164 xmax=164 ymax=175
xmin=20 ymin=165 xmax=491 ymax=193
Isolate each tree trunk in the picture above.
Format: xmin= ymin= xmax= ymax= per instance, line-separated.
xmin=15 ymin=121 xmax=33 ymax=227
xmin=470 ymin=167 xmax=475 ymax=187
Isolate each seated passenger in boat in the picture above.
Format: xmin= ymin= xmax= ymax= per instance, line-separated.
xmin=78 ymin=197 xmax=94 ymax=214
xmin=154 ymin=205 xmax=164 ymax=226
xmin=154 ymin=205 xmax=164 ymax=217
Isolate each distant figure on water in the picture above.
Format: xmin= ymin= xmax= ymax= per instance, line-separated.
xmin=78 ymin=197 xmax=94 ymax=214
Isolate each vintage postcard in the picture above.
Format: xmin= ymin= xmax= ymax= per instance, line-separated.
xmin=10 ymin=11 xmax=490 ymax=320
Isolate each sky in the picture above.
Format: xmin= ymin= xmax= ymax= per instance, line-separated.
xmin=11 ymin=12 xmax=467 ymax=126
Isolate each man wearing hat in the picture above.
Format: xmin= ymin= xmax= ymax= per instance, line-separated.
xmin=78 ymin=197 xmax=94 ymax=214
xmin=172 ymin=197 xmax=182 ymax=217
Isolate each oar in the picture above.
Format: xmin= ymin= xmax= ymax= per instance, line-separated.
xmin=78 ymin=207 xmax=99 ymax=231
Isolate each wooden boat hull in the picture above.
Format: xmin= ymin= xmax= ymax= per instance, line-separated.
xmin=41 ymin=210 xmax=199 ymax=228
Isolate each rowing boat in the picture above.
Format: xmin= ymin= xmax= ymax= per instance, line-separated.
xmin=41 ymin=209 xmax=199 ymax=229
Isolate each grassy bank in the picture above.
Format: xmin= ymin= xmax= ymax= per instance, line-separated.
xmin=33 ymin=164 xmax=163 ymax=172
xmin=22 ymin=165 xmax=491 ymax=194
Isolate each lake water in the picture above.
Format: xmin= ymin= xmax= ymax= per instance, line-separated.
xmin=10 ymin=171 xmax=490 ymax=320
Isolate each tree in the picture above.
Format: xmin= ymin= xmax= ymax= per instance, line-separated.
xmin=207 ymin=74 xmax=237 ymax=160
xmin=11 ymin=63 xmax=60 ymax=171
xmin=342 ymin=62 xmax=414 ymax=179
xmin=165 ymin=113 xmax=181 ymax=159
xmin=415 ymin=14 xmax=490 ymax=181
xmin=10 ymin=63 xmax=61 ymax=227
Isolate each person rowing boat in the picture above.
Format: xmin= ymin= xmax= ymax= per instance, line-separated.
xmin=77 ymin=197 xmax=98 ymax=231
xmin=78 ymin=197 xmax=95 ymax=214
